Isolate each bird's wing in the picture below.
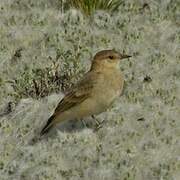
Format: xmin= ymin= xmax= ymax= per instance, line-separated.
xmin=40 ymin=71 xmax=99 ymax=136
xmin=53 ymin=72 xmax=96 ymax=115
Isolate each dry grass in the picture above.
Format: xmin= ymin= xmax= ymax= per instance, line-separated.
xmin=66 ymin=0 xmax=122 ymax=16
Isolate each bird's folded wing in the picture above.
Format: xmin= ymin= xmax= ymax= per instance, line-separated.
xmin=53 ymin=72 xmax=95 ymax=115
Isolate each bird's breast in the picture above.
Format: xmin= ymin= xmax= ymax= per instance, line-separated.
xmin=93 ymin=70 xmax=124 ymax=108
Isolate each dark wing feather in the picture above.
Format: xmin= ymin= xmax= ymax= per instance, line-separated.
xmin=54 ymin=89 xmax=90 ymax=114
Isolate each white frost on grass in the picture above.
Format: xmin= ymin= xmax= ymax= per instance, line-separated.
xmin=0 ymin=0 xmax=180 ymax=179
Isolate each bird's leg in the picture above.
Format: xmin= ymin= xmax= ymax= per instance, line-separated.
xmin=80 ymin=119 xmax=88 ymax=128
xmin=91 ymin=115 xmax=104 ymax=131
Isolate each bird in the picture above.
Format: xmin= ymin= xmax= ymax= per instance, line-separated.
xmin=40 ymin=49 xmax=131 ymax=136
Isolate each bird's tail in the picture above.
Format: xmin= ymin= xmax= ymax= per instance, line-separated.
xmin=40 ymin=115 xmax=56 ymax=136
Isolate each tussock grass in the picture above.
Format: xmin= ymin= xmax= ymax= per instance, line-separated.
xmin=67 ymin=0 xmax=122 ymax=16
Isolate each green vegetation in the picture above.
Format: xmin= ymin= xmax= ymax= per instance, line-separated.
xmin=67 ymin=0 xmax=122 ymax=16
xmin=10 ymin=53 xmax=85 ymax=99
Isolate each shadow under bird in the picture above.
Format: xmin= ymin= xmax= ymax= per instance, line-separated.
xmin=40 ymin=49 xmax=131 ymax=136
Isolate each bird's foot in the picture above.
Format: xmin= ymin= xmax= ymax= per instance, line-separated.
xmin=93 ymin=121 xmax=104 ymax=132
xmin=92 ymin=115 xmax=104 ymax=132
xmin=81 ymin=119 xmax=88 ymax=128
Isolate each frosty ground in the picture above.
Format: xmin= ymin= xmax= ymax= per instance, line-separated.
xmin=0 ymin=0 xmax=179 ymax=179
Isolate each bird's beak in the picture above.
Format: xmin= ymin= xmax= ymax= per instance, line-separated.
xmin=119 ymin=53 xmax=132 ymax=59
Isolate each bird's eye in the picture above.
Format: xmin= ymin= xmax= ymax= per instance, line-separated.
xmin=109 ymin=56 xmax=114 ymax=59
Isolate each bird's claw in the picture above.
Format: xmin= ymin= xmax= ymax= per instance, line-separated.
xmin=93 ymin=119 xmax=104 ymax=132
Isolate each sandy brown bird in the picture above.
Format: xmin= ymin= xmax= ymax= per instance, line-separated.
xmin=40 ymin=49 xmax=131 ymax=136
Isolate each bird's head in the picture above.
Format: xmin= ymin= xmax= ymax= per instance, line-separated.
xmin=91 ymin=50 xmax=131 ymax=70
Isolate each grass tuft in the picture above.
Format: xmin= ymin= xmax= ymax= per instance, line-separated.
xmin=66 ymin=0 xmax=122 ymax=16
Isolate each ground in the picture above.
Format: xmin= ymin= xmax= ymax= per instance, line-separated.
xmin=0 ymin=0 xmax=180 ymax=180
